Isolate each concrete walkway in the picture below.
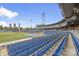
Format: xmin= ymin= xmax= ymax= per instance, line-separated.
xmin=0 ymin=46 xmax=8 ymax=56
xmin=62 ymin=34 xmax=77 ymax=56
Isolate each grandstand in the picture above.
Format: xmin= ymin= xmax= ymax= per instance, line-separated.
xmin=0 ymin=30 xmax=78 ymax=56
xmin=36 ymin=3 xmax=79 ymax=30
xmin=0 ymin=3 xmax=79 ymax=56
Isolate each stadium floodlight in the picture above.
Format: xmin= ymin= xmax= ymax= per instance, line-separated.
xmin=18 ymin=23 xmax=21 ymax=31
xmin=42 ymin=12 xmax=46 ymax=25
xmin=30 ymin=19 xmax=32 ymax=28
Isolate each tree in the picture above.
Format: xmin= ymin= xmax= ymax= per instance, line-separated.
xmin=0 ymin=25 xmax=3 ymax=30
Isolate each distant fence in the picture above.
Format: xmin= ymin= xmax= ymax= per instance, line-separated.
xmin=0 ymin=30 xmax=13 ymax=32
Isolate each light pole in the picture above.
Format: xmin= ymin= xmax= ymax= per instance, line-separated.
xmin=18 ymin=23 xmax=21 ymax=31
xmin=42 ymin=12 xmax=46 ymax=30
xmin=30 ymin=19 xmax=32 ymax=28
xmin=42 ymin=12 xmax=45 ymax=25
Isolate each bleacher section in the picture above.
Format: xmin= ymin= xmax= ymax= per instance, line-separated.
xmin=6 ymin=30 xmax=79 ymax=56
xmin=7 ymin=31 xmax=62 ymax=56
xmin=52 ymin=32 xmax=69 ymax=56
xmin=32 ymin=34 xmax=62 ymax=56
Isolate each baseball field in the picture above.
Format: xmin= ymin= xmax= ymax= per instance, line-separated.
xmin=0 ymin=32 xmax=28 ymax=43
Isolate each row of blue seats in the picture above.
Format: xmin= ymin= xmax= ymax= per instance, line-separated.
xmin=19 ymin=33 xmax=63 ymax=56
xmin=9 ymin=32 xmax=63 ymax=55
xmin=52 ymin=32 xmax=69 ymax=56
xmin=8 ymin=31 xmax=57 ymax=49
xmin=8 ymin=32 xmax=61 ymax=56
xmin=8 ymin=36 xmax=53 ymax=55
xmin=7 ymin=34 xmax=57 ymax=53
xmin=17 ymin=38 xmax=55 ymax=56
xmin=13 ymin=33 xmax=63 ymax=56
xmin=32 ymin=34 xmax=63 ymax=56
xmin=44 ymin=30 xmax=57 ymax=35
xmin=70 ymin=32 xmax=79 ymax=56
xmin=9 ymin=36 xmax=54 ymax=56
xmin=8 ymin=37 xmax=48 ymax=53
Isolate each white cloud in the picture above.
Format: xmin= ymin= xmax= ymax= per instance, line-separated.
xmin=0 ymin=6 xmax=18 ymax=19
xmin=0 ymin=21 xmax=8 ymax=27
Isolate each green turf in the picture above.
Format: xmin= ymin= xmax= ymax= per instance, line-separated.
xmin=0 ymin=32 xmax=28 ymax=43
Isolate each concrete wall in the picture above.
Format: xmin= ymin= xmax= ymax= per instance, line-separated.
xmin=37 ymin=21 xmax=67 ymax=29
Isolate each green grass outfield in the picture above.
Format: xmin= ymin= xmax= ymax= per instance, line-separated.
xmin=0 ymin=32 xmax=28 ymax=43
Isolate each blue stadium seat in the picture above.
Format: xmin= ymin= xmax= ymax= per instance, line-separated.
xmin=32 ymin=34 xmax=63 ymax=56
xmin=52 ymin=33 xmax=68 ymax=56
xmin=16 ymin=37 xmax=55 ymax=56
xmin=9 ymin=38 xmax=50 ymax=56
xmin=7 ymin=31 xmax=64 ymax=56
xmin=8 ymin=35 xmax=53 ymax=53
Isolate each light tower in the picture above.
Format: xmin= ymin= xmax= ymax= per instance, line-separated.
xmin=30 ymin=19 xmax=32 ymax=28
xmin=18 ymin=23 xmax=21 ymax=31
xmin=19 ymin=23 xmax=21 ymax=28
xmin=42 ymin=12 xmax=46 ymax=25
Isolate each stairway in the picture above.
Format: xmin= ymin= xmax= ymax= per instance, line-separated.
xmin=62 ymin=34 xmax=77 ymax=56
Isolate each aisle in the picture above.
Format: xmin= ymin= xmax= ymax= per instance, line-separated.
xmin=62 ymin=34 xmax=77 ymax=56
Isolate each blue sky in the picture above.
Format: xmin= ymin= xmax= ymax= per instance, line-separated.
xmin=0 ymin=3 xmax=63 ymax=28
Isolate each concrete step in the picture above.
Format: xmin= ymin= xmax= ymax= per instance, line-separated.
xmin=62 ymin=34 xmax=77 ymax=56
xmin=0 ymin=46 xmax=8 ymax=56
